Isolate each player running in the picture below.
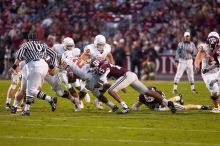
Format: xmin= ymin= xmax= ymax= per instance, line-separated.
xmin=195 ymin=31 xmax=220 ymax=113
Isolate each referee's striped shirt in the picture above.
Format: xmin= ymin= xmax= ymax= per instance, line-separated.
xmin=175 ymin=41 xmax=197 ymax=60
xmin=16 ymin=41 xmax=57 ymax=66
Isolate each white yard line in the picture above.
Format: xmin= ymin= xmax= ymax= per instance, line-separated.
xmin=0 ymin=135 xmax=219 ymax=146
xmin=0 ymin=121 xmax=219 ymax=133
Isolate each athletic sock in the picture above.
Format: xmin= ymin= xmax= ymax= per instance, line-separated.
xmin=120 ymin=101 xmax=128 ymax=108
xmin=106 ymin=101 xmax=115 ymax=108
xmin=13 ymin=99 xmax=19 ymax=107
xmin=24 ymin=104 xmax=30 ymax=111
xmin=190 ymin=83 xmax=195 ymax=90
xmin=173 ymin=83 xmax=177 ymax=90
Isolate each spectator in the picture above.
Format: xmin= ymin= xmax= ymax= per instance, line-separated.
xmin=113 ymin=39 xmax=126 ymax=67
xmin=131 ymin=41 xmax=142 ymax=79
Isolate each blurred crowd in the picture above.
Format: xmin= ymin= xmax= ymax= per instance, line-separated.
xmin=0 ymin=0 xmax=220 ymax=79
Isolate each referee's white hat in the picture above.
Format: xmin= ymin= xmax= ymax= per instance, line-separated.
xmin=184 ymin=32 xmax=190 ymax=37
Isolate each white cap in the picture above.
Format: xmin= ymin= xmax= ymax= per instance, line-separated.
xmin=184 ymin=32 xmax=190 ymax=37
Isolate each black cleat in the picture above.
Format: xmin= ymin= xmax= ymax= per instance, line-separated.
xmin=201 ymin=105 xmax=212 ymax=110
xmin=5 ymin=103 xmax=11 ymax=109
xmin=178 ymin=93 xmax=184 ymax=105
xmin=192 ymin=89 xmax=198 ymax=94
xmin=168 ymin=101 xmax=176 ymax=114
xmin=109 ymin=105 xmax=119 ymax=112
xmin=22 ymin=110 xmax=30 ymax=116
xmin=11 ymin=106 xmax=17 ymax=114
xmin=49 ymin=97 xmax=57 ymax=112
xmin=117 ymin=107 xmax=130 ymax=114
xmin=172 ymin=89 xmax=178 ymax=94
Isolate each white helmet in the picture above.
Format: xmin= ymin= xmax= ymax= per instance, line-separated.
xmin=207 ymin=32 xmax=219 ymax=49
xmin=94 ymin=34 xmax=106 ymax=52
xmin=62 ymin=37 xmax=75 ymax=50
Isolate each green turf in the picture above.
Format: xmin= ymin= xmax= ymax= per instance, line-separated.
xmin=0 ymin=80 xmax=220 ymax=146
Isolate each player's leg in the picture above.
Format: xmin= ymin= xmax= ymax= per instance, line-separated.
xmin=108 ymin=72 xmax=136 ymax=113
xmin=173 ymin=62 xmax=187 ymax=93
xmin=202 ymin=72 xmax=220 ymax=112
xmin=5 ymin=73 xmax=20 ymax=109
xmin=130 ymin=75 xmax=176 ymax=113
xmin=183 ymin=104 xmax=212 ymax=110
xmin=168 ymin=93 xmax=184 ymax=105
xmin=186 ymin=59 xmax=197 ymax=93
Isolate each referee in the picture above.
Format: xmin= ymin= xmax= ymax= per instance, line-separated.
xmin=10 ymin=32 xmax=57 ymax=116
xmin=173 ymin=32 xmax=198 ymax=94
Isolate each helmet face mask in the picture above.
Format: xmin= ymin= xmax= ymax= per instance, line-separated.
xmin=94 ymin=35 xmax=106 ymax=52
xmin=89 ymin=59 xmax=101 ymax=74
xmin=62 ymin=37 xmax=75 ymax=50
xmin=207 ymin=32 xmax=220 ymax=49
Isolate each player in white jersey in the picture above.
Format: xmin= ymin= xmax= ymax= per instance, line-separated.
xmin=62 ymin=57 xmax=118 ymax=112
xmin=62 ymin=49 xmax=91 ymax=106
xmin=80 ymin=34 xmax=115 ymax=109
xmin=5 ymin=60 xmax=26 ymax=109
xmin=195 ymin=32 xmax=220 ymax=113
xmin=45 ymin=37 xmax=82 ymax=110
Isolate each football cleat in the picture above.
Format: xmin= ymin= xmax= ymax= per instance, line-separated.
xmin=172 ymin=89 xmax=178 ymax=94
xmin=108 ymin=105 xmax=119 ymax=112
xmin=22 ymin=110 xmax=30 ymax=116
xmin=5 ymin=103 xmax=11 ymax=109
xmin=117 ymin=107 xmax=130 ymax=114
xmin=211 ymin=107 xmax=220 ymax=113
xmin=178 ymin=93 xmax=184 ymax=105
xmin=11 ymin=106 xmax=17 ymax=114
xmin=49 ymin=97 xmax=57 ymax=112
xmin=168 ymin=101 xmax=176 ymax=114
xmin=94 ymin=98 xmax=104 ymax=110
xmin=191 ymin=89 xmax=198 ymax=94
xmin=201 ymin=105 xmax=212 ymax=110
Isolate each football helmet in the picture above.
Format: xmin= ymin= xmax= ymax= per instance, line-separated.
xmin=207 ymin=32 xmax=219 ymax=49
xmin=62 ymin=37 xmax=75 ymax=50
xmin=89 ymin=58 xmax=103 ymax=74
xmin=94 ymin=35 xmax=106 ymax=52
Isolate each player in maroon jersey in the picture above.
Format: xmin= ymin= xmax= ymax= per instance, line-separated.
xmin=90 ymin=59 xmax=176 ymax=114
xmin=132 ymin=86 xmax=212 ymax=111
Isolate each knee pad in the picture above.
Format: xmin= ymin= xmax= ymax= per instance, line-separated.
xmin=211 ymin=92 xmax=219 ymax=100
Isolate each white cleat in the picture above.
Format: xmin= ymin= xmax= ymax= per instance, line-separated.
xmin=79 ymin=100 xmax=84 ymax=109
xmin=211 ymin=108 xmax=220 ymax=113
xmin=94 ymin=98 xmax=104 ymax=110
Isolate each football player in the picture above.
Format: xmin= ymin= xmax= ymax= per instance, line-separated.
xmin=195 ymin=31 xmax=220 ymax=113
xmin=89 ymin=59 xmax=176 ymax=114
xmin=132 ymin=87 xmax=212 ymax=111
xmin=80 ymin=34 xmax=115 ymax=109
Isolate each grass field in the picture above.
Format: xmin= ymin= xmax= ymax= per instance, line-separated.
xmin=0 ymin=80 xmax=220 ymax=146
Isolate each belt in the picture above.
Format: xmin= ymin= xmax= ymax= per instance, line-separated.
xmin=33 ymin=59 xmax=40 ymax=61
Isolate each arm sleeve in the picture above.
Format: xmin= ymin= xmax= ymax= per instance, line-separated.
xmin=175 ymin=43 xmax=181 ymax=61
xmin=46 ymin=44 xmax=57 ymax=66
xmin=16 ymin=44 xmax=26 ymax=60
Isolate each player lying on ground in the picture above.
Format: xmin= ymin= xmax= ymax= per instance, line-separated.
xmin=89 ymin=59 xmax=176 ymax=114
xmin=132 ymin=86 xmax=212 ymax=111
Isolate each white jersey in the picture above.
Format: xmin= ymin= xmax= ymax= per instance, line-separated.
xmin=201 ymin=44 xmax=220 ymax=73
xmin=61 ymin=48 xmax=81 ymax=61
xmin=84 ymin=44 xmax=111 ymax=61
xmin=53 ymin=44 xmax=66 ymax=60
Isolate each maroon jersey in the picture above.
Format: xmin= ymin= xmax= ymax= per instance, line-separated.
xmin=209 ymin=45 xmax=220 ymax=65
xmin=138 ymin=87 xmax=166 ymax=109
xmin=98 ymin=63 xmax=128 ymax=79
